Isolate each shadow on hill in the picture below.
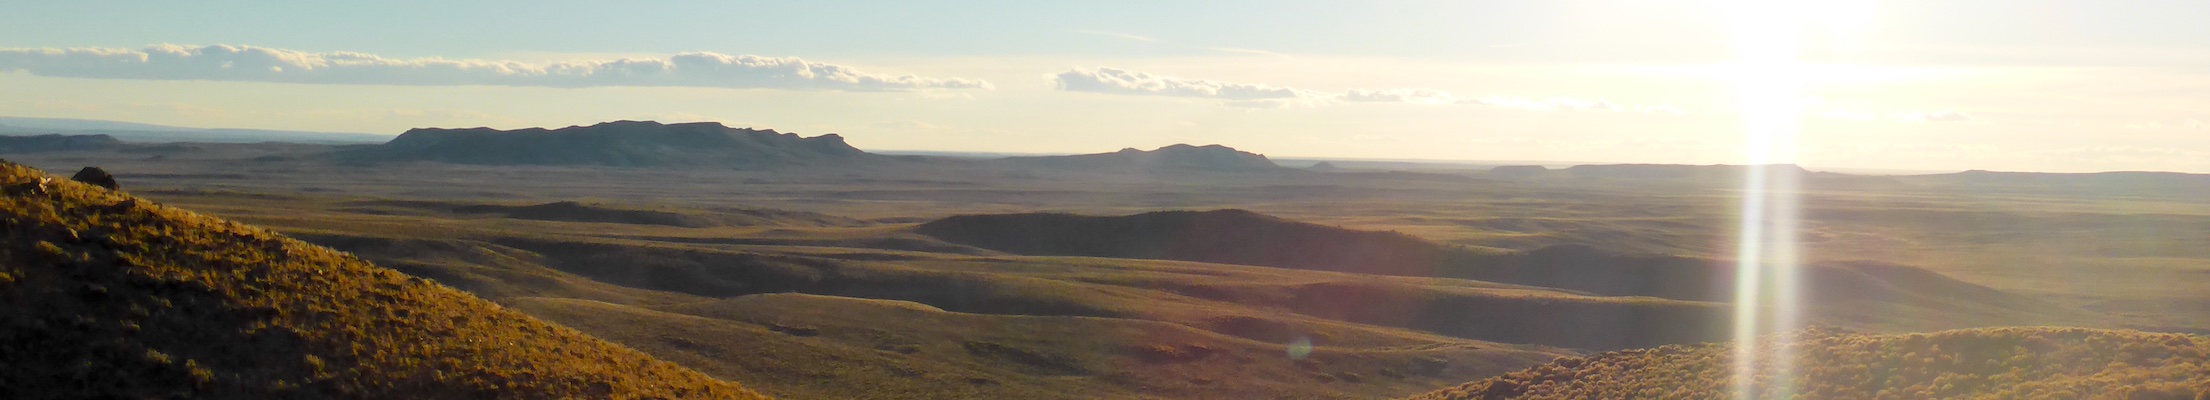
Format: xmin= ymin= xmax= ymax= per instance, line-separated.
xmin=353 ymin=199 xmax=865 ymax=228
xmin=917 ymin=209 xmax=1447 ymax=275
xmin=913 ymin=209 xmax=2061 ymax=317
xmin=304 ymin=234 xmax=1123 ymax=319
xmin=301 ymin=230 xmax=1721 ymax=351
xmin=457 ymin=201 xmax=727 ymax=227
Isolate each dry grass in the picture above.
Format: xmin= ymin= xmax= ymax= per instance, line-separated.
xmin=1405 ymin=327 xmax=2210 ymax=400
xmin=0 ymin=160 xmax=766 ymax=399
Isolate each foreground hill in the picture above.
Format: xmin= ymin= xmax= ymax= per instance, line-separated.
xmin=992 ymin=144 xmax=1285 ymax=171
xmin=0 ymin=161 xmax=764 ymax=399
xmin=1404 ymin=327 xmax=2210 ymax=399
xmin=339 ymin=120 xmax=875 ymax=167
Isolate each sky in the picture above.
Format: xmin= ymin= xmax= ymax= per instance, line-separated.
xmin=2 ymin=0 xmax=2206 ymax=172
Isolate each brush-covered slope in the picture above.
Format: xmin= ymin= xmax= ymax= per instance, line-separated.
xmin=341 ymin=120 xmax=873 ymax=167
xmin=993 ymin=144 xmax=1284 ymax=171
xmin=0 ymin=160 xmax=765 ymax=399
xmin=1404 ymin=327 xmax=2210 ymax=399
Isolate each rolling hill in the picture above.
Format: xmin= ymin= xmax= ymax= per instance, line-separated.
xmin=912 ymin=209 xmax=2091 ymax=331
xmin=1403 ymin=327 xmax=2210 ymax=399
xmin=0 ymin=160 xmax=765 ymax=399
xmin=338 ymin=120 xmax=877 ymax=167
xmin=294 ymin=230 xmax=1588 ymax=399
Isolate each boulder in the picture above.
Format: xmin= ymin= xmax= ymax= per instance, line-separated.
xmin=70 ymin=167 xmax=118 ymax=190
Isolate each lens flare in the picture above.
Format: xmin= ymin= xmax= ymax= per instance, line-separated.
xmin=1726 ymin=0 xmax=1822 ymax=398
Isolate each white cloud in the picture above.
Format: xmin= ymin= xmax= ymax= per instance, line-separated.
xmin=2190 ymin=119 xmax=2208 ymax=130
xmin=0 ymin=44 xmax=991 ymax=91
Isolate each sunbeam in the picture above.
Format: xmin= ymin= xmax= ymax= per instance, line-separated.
xmin=1726 ymin=0 xmax=1824 ymax=398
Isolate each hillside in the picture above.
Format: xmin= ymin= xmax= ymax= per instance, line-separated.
xmin=1403 ymin=327 xmax=2210 ymax=399
xmin=992 ymin=144 xmax=1284 ymax=171
xmin=0 ymin=160 xmax=765 ymax=399
xmin=339 ymin=120 xmax=876 ymax=167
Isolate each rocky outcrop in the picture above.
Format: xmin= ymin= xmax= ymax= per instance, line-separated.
xmin=68 ymin=167 xmax=117 ymax=190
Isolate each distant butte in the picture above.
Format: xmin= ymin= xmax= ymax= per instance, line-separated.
xmin=337 ymin=120 xmax=877 ymax=168
xmin=993 ymin=144 xmax=1285 ymax=171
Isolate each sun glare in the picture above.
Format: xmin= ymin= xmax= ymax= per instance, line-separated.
xmin=1723 ymin=0 xmax=1864 ymax=398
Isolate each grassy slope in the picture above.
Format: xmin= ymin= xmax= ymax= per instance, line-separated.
xmin=0 ymin=161 xmax=766 ymax=399
xmin=1403 ymin=327 xmax=2210 ymax=400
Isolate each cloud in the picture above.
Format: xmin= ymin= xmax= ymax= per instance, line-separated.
xmin=1055 ymin=67 xmax=1686 ymax=113
xmin=0 ymin=44 xmax=990 ymax=91
xmin=1888 ymin=110 xmax=1974 ymax=123
xmin=2190 ymin=119 xmax=2208 ymax=130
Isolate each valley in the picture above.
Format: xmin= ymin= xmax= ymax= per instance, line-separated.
xmin=3 ymin=122 xmax=2206 ymax=398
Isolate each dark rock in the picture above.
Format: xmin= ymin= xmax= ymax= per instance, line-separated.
xmin=70 ymin=167 xmax=118 ymax=190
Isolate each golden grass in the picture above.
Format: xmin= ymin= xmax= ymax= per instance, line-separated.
xmin=1404 ymin=327 xmax=2210 ymax=400
xmin=0 ymin=160 xmax=766 ymax=399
